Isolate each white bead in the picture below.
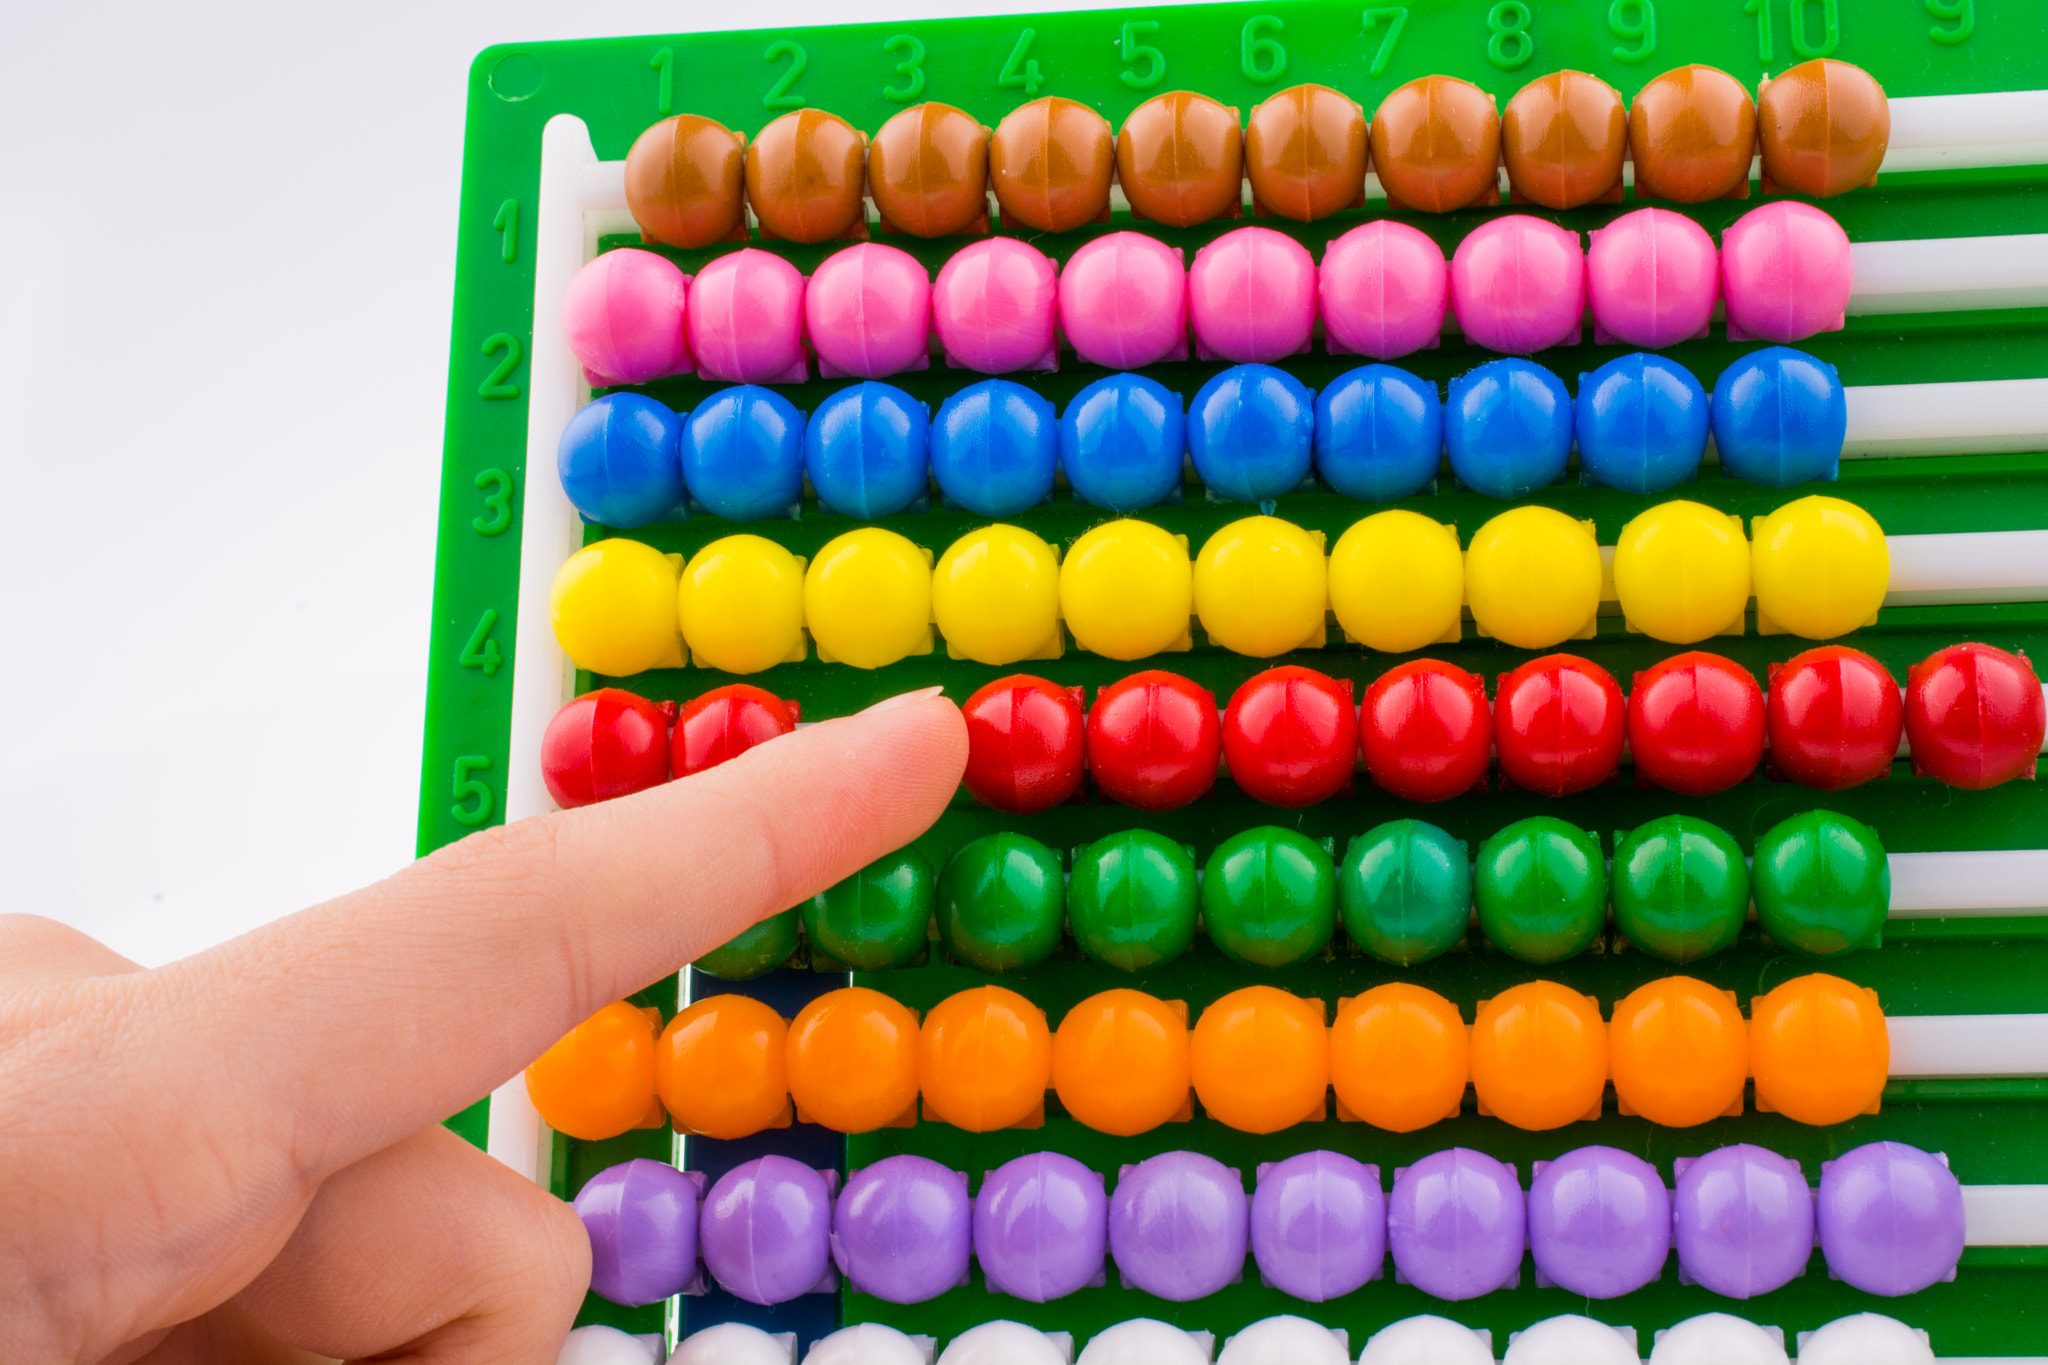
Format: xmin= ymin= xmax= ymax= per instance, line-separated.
xmin=1357 ymin=1315 xmax=1493 ymax=1365
xmin=1077 ymin=1319 xmax=1211 ymax=1365
xmin=1650 ymin=1314 xmax=1787 ymax=1365
xmin=1505 ymin=1316 xmax=1637 ymax=1365
xmin=939 ymin=1322 xmax=1071 ymax=1365
xmin=806 ymin=1324 xmax=930 ymax=1365
xmin=558 ymin=1326 xmax=666 ymax=1365
xmin=674 ymin=1324 xmax=796 ymax=1365
xmin=1799 ymin=1314 xmax=1935 ymax=1365
xmin=1217 ymin=1316 xmax=1347 ymax=1365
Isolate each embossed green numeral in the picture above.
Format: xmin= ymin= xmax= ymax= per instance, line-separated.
xmin=460 ymin=609 xmax=504 ymax=678
xmin=1608 ymin=0 xmax=1657 ymax=62
xmin=998 ymin=28 xmax=1044 ymax=95
xmin=650 ymin=46 xmax=674 ymax=116
xmin=1486 ymin=0 xmax=1535 ymax=70
xmin=1240 ymin=15 xmax=1287 ymax=83
xmin=478 ymin=333 xmax=523 ymax=400
xmin=1118 ymin=20 xmax=1165 ymax=89
xmin=1789 ymin=0 xmax=1840 ymax=56
xmin=1361 ymin=7 xmax=1410 ymax=78
xmin=883 ymin=34 xmax=926 ymax=102
xmin=493 ymin=198 xmax=519 ymax=264
xmin=451 ymin=755 xmax=494 ymax=828
xmin=763 ymin=40 xmax=808 ymax=110
xmin=1925 ymin=0 xmax=1973 ymax=43
xmin=1744 ymin=0 xmax=1774 ymax=60
xmin=473 ymin=468 xmax=514 ymax=537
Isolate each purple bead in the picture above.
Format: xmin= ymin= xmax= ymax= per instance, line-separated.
xmin=974 ymin=1152 xmax=1108 ymax=1302
xmin=1673 ymin=1145 xmax=1813 ymax=1299
xmin=1527 ymin=1146 xmax=1671 ymax=1298
xmin=1251 ymin=1151 xmax=1385 ymax=1302
xmin=700 ymin=1155 xmax=833 ymax=1305
xmin=831 ymin=1154 xmax=972 ymax=1304
xmin=1388 ymin=1148 xmax=1525 ymax=1301
xmin=574 ymin=1159 xmax=701 ymax=1307
xmin=1818 ymin=1141 xmax=1966 ymax=1297
xmin=1108 ymin=1150 xmax=1249 ymax=1301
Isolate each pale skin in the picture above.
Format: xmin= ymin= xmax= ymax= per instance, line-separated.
xmin=0 ymin=692 xmax=968 ymax=1365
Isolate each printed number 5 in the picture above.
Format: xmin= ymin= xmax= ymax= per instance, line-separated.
xmin=1119 ymin=20 xmax=1165 ymax=89
xmin=452 ymin=755 xmax=494 ymax=827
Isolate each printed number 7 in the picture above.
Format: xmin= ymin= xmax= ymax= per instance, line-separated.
xmin=1363 ymin=7 xmax=1409 ymax=78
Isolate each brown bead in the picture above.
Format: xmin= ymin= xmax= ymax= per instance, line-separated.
xmin=1368 ymin=75 xmax=1501 ymax=214
xmin=744 ymin=109 xmax=868 ymax=243
xmin=868 ymin=102 xmax=990 ymax=237
xmin=1244 ymin=83 xmax=1367 ymax=222
xmin=989 ymin=97 xmax=1114 ymax=232
xmin=1502 ymin=71 xmax=1626 ymax=209
xmin=1116 ymin=91 xmax=1244 ymax=228
xmin=1758 ymin=59 xmax=1890 ymax=198
xmin=1629 ymin=65 xmax=1757 ymax=203
xmin=624 ymin=115 xmax=747 ymax=248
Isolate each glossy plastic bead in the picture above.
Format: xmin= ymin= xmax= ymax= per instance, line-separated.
xmin=541 ymin=688 xmax=671 ymax=808
xmin=1192 ymin=986 xmax=1329 ymax=1133
xmin=1339 ymin=822 xmax=1470 ymax=967
xmin=1722 ymin=202 xmax=1854 ymax=343
xmin=1753 ymin=810 xmax=1888 ymax=956
xmin=624 ymin=113 xmax=746 ymax=249
xmin=834 ymin=1155 xmax=971 ymax=1303
xmin=867 ymin=101 xmax=989 ymax=238
xmin=1068 ymin=831 xmax=1198 ymax=972
xmin=576 ymin=1159 xmax=700 ymax=1307
xmin=1502 ymin=70 xmax=1627 ymax=209
xmin=1758 ymin=59 xmax=1892 ymax=199
xmin=805 ymin=244 xmax=930 ymax=380
xmin=1750 ymin=973 xmax=1889 ymax=1124
xmin=1086 ymin=670 xmax=1220 ymax=810
xmin=551 ymin=538 xmax=684 ymax=676
xmin=1445 ymin=359 xmax=1572 ymax=498
xmin=527 ymin=1000 xmax=659 ymax=1141
xmin=802 ymin=381 xmax=929 ymax=520
xmin=1648 ymin=1315 xmax=1787 ymax=1365
xmin=1223 ymin=666 xmax=1358 ymax=807
xmin=1358 ymin=1317 xmax=1492 ymax=1365
xmin=1493 ymin=654 xmax=1624 ymax=797
xmin=932 ymin=525 xmax=1060 ymax=667
xmin=1610 ymin=816 xmax=1749 ymax=963
xmin=1188 ymin=364 xmax=1315 ymax=503
xmin=1799 ymin=1315 xmax=1935 ymax=1365
xmin=1327 ymin=511 xmax=1463 ymax=653
xmin=559 ymin=393 xmax=686 ymax=528
xmin=1078 ymin=1322 xmax=1206 ymax=1365
xmin=1193 ymin=516 xmax=1327 ymax=657
xmin=1712 ymin=348 xmax=1847 ymax=488
xmin=1628 ymin=652 xmax=1767 ymax=795
xmin=803 ymin=848 xmax=933 ymax=972
xmin=1470 ymin=981 xmax=1608 ymax=1131
xmin=1752 ymin=495 xmax=1888 ymax=639
xmin=941 ymin=1322 xmax=1067 ymax=1365
xmin=746 ymin=108 xmax=866 ymax=243
xmin=1107 ymin=1151 xmax=1249 ymax=1300
xmin=1189 ymin=227 xmax=1316 ymax=363
xmin=687 ymin=248 xmax=808 ymax=385
xmin=1333 ymin=985 xmax=1468 ymax=1136
xmin=1528 ymin=1146 xmax=1670 ymax=1298
xmin=1673 ymin=1145 xmax=1813 ymax=1299
xmin=989 ymin=96 xmax=1114 ymax=233
xmin=654 ymin=993 xmax=787 ymax=1139
xmin=974 ymin=1152 xmax=1109 ymax=1302
xmin=1220 ymin=1316 xmax=1350 ymax=1365
xmin=1245 ymin=83 xmax=1368 ymax=221
xmin=1475 ymin=817 xmax=1607 ymax=964
xmin=1628 ymin=65 xmax=1757 ymax=204
xmin=677 ymin=535 xmax=805 ymax=675
xmin=1319 ymin=220 xmax=1450 ymax=360
xmin=1370 ymin=74 xmax=1502 ymax=213
xmin=681 ymin=385 xmax=805 ymax=522
xmin=1613 ymin=500 xmax=1751 ymax=644
xmin=785 ymin=986 xmax=919 ymax=1133
xmin=1575 ymin=354 xmax=1710 ymax=493
xmin=809 ymin=1325 xmax=928 ymax=1365
xmin=1250 ymin=1152 xmax=1385 ymax=1302
xmin=1585 ymin=208 xmax=1719 ymax=348
xmin=961 ymin=675 xmax=1083 ymax=814
xmin=564 ymin=249 xmax=690 ymax=386
xmin=931 ymin=380 xmax=1057 ymax=517
xmin=1059 ymin=374 xmax=1185 ymax=512
xmin=919 ymin=985 xmax=1051 ymax=1131
xmin=700 ymin=1155 xmax=834 ymax=1305
xmin=1450 ymin=216 xmax=1585 ymax=355
xmin=1053 ymin=989 xmax=1192 ymax=1136
xmin=1361 ymin=659 xmax=1491 ymax=803
xmin=933 ymin=237 xmax=1058 ymax=375
xmin=1313 ymin=365 xmax=1442 ymax=503
xmin=1906 ymin=642 xmax=2047 ymax=788
xmin=1200 ymin=828 xmax=1337 ymax=969
xmin=1768 ymin=645 xmax=1903 ymax=790
xmin=1465 ymin=507 xmax=1603 ymax=649
xmin=1818 ymin=1142 xmax=1965 ymax=1297
xmin=1388 ymin=1149 xmax=1525 ymax=1300
xmin=692 ymin=909 xmax=799 ymax=981
xmin=1117 ymin=90 xmax=1244 ymax=228
xmin=1059 ymin=520 xmax=1191 ymax=661
xmin=671 ymin=684 xmax=796 ymax=777
xmin=1609 ymin=976 xmax=1748 ymax=1126
xmin=804 ymin=527 xmax=933 ymax=669
xmin=938 ymin=832 xmax=1064 ymax=973
xmin=1058 ymin=232 xmax=1187 ymax=369
xmin=1505 ymin=1317 xmax=1636 ymax=1365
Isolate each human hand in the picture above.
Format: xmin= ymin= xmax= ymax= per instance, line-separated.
xmin=0 ymin=692 xmax=966 ymax=1365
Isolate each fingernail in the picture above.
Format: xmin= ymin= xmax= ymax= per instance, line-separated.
xmin=861 ymin=685 xmax=946 ymax=714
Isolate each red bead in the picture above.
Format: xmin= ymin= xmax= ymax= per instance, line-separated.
xmin=962 ymin=676 xmax=1086 ymax=814
xmin=671 ymin=684 xmax=798 ymax=777
xmin=1086 ymin=670 xmax=1221 ymax=811
xmin=540 ymin=688 xmax=674 ymax=808
xmin=1222 ymin=665 xmax=1358 ymax=807
xmin=1361 ymin=659 xmax=1492 ymax=802
xmin=1493 ymin=654 xmax=1625 ymax=797
xmin=1627 ymin=652 xmax=1766 ymax=795
xmin=1766 ymin=645 xmax=1903 ymax=791
xmin=1905 ymin=642 xmax=2046 ymax=789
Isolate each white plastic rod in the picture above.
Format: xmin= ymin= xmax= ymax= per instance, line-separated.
xmin=1889 ymin=1015 xmax=2048 ymax=1079
xmin=1885 ymin=530 xmax=2048 ymax=606
xmin=1963 ymin=1185 xmax=2048 ymax=1247
xmin=1883 ymin=89 xmax=2048 ymax=174
xmin=1848 ymin=236 xmax=2048 ymax=316
xmin=1890 ymin=851 xmax=2048 ymax=917
xmin=1844 ymin=379 xmax=2048 ymax=458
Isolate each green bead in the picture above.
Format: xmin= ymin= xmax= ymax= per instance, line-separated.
xmin=938 ymin=832 xmax=1065 ymax=973
xmin=1611 ymin=815 xmax=1750 ymax=964
xmin=693 ymin=908 xmax=800 ymax=980
xmin=1474 ymin=816 xmax=1607 ymax=965
xmin=1754 ymin=809 xmax=1889 ymax=957
xmin=1201 ymin=826 xmax=1337 ymax=969
xmin=1339 ymin=819 xmax=1472 ymax=966
xmin=802 ymin=848 xmax=934 ymax=971
xmin=1068 ymin=830 xmax=1199 ymax=972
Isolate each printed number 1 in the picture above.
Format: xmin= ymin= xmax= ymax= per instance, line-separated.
xmin=1744 ymin=0 xmax=1774 ymax=61
xmin=451 ymin=755 xmax=494 ymax=828
xmin=650 ymin=46 xmax=674 ymax=116
xmin=493 ymin=199 xmax=518 ymax=264
xmin=1362 ymin=8 xmax=1409 ymax=78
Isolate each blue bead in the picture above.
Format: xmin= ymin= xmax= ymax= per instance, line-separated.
xmin=1710 ymin=346 xmax=1846 ymax=488
xmin=1575 ymin=353 xmax=1710 ymax=494
xmin=804 ymin=381 xmax=930 ymax=518
xmin=1059 ymin=373 xmax=1186 ymax=511
xmin=1445 ymin=359 xmax=1573 ymax=499
xmin=930 ymin=379 xmax=1058 ymax=517
xmin=680 ymin=386 xmax=806 ymax=522
xmin=1188 ymin=364 xmax=1315 ymax=503
xmin=1313 ymin=365 xmax=1443 ymax=502
xmin=557 ymin=392 xmax=687 ymax=528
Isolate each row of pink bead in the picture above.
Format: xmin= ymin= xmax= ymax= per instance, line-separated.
xmin=566 ymin=201 xmax=1852 ymax=389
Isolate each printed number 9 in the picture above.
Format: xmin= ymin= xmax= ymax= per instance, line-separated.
xmin=1608 ymin=0 xmax=1656 ymax=62
xmin=1925 ymin=0 xmax=1973 ymax=43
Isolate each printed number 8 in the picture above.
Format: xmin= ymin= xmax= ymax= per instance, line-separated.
xmin=1486 ymin=0 xmax=1535 ymax=70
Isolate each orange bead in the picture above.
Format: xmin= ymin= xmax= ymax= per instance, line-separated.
xmin=527 ymin=999 xmax=661 ymax=1141
xmin=785 ymin=987 xmax=920 ymax=1133
xmin=1610 ymin=976 xmax=1748 ymax=1127
xmin=653 ymin=994 xmax=788 ymax=1140
xmin=1330 ymin=984 xmax=1469 ymax=1133
xmin=1750 ymin=972 xmax=1889 ymax=1125
xmin=1190 ymin=986 xmax=1330 ymax=1134
xmin=1470 ymin=981 xmax=1607 ymax=1131
xmin=919 ymin=985 xmax=1052 ymax=1131
xmin=1052 ymin=989 xmax=1191 ymax=1136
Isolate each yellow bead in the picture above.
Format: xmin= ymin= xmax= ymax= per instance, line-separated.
xmin=1465 ymin=507 xmax=1602 ymax=649
xmin=1612 ymin=500 xmax=1751 ymax=644
xmin=1192 ymin=516 xmax=1328 ymax=657
xmin=933 ymin=525 xmax=1062 ymax=665
xmin=803 ymin=528 xmax=933 ymax=669
xmin=677 ymin=535 xmax=805 ymax=674
xmin=1752 ymin=495 xmax=1890 ymax=639
xmin=1328 ymin=511 xmax=1463 ymax=652
xmin=1059 ymin=519 xmax=1192 ymax=661
xmin=550 ymin=538 xmax=685 ymax=676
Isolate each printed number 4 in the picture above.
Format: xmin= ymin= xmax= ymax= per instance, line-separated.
xmin=460 ymin=609 xmax=503 ymax=678
xmin=999 ymin=28 xmax=1043 ymax=95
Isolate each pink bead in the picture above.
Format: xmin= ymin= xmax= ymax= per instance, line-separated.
xmin=1586 ymin=207 xmax=1720 ymax=348
xmin=687 ymin=248 xmax=809 ymax=385
xmin=563 ymin=248 xmax=691 ymax=386
xmin=1318 ymin=221 xmax=1448 ymax=360
xmin=1057 ymin=231 xmax=1187 ymax=369
xmin=1189 ymin=226 xmax=1317 ymax=363
xmin=805 ymin=243 xmax=933 ymax=380
xmin=1721 ymin=201 xmax=1853 ymax=343
xmin=932 ymin=238 xmax=1058 ymax=374
xmin=1449 ymin=215 xmax=1585 ymax=355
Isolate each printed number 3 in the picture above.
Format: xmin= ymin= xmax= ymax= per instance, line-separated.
xmin=883 ymin=34 xmax=925 ymax=102
xmin=473 ymin=468 xmax=513 ymax=537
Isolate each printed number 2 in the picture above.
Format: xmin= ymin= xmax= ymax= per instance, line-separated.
xmin=763 ymin=41 xmax=807 ymax=109
xmin=478 ymin=333 xmax=522 ymax=399
xmin=452 ymin=755 xmax=494 ymax=828
xmin=460 ymin=609 xmax=503 ymax=678
xmin=1361 ymin=7 xmax=1409 ymax=78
